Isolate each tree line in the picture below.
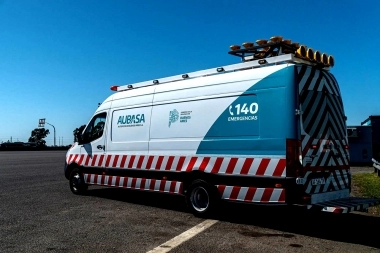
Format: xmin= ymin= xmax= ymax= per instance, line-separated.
xmin=27 ymin=125 xmax=86 ymax=147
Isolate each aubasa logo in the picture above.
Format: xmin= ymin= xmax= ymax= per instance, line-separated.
xmin=117 ymin=114 xmax=145 ymax=125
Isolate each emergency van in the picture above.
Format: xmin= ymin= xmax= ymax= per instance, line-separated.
xmin=65 ymin=36 xmax=380 ymax=216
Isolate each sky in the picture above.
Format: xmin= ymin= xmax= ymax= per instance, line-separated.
xmin=1 ymin=0 xmax=380 ymax=146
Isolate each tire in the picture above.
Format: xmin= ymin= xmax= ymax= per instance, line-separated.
xmin=185 ymin=180 xmax=218 ymax=217
xmin=69 ymin=168 xmax=88 ymax=195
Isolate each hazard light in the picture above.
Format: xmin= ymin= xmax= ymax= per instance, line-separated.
xmin=256 ymin=39 xmax=268 ymax=45
xmin=306 ymin=48 xmax=314 ymax=61
xmin=314 ymin=50 xmax=322 ymax=63
xmin=230 ymin=45 xmax=241 ymax=51
xmin=242 ymin=42 xmax=254 ymax=48
xmin=270 ymin=36 xmax=283 ymax=43
xmin=296 ymin=45 xmax=307 ymax=59
xmin=328 ymin=55 xmax=335 ymax=67
xmin=110 ymin=86 xmax=119 ymax=91
xmin=322 ymin=53 xmax=328 ymax=65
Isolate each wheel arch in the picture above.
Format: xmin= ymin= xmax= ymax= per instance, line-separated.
xmin=183 ymin=170 xmax=219 ymax=197
xmin=65 ymin=162 xmax=80 ymax=180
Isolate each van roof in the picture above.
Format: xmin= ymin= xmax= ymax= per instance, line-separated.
xmin=114 ymin=53 xmax=330 ymax=93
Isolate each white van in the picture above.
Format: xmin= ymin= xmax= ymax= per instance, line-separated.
xmin=65 ymin=38 xmax=380 ymax=216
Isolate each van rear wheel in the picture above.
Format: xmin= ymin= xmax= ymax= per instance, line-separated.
xmin=69 ymin=168 xmax=88 ymax=195
xmin=186 ymin=180 xmax=218 ymax=217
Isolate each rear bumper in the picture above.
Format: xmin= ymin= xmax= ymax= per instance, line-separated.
xmin=307 ymin=197 xmax=380 ymax=213
xmin=310 ymin=189 xmax=350 ymax=204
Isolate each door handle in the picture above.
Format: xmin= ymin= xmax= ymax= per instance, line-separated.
xmin=97 ymin=145 xmax=104 ymax=150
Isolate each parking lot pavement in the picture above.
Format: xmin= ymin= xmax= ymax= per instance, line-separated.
xmin=1 ymin=151 xmax=380 ymax=253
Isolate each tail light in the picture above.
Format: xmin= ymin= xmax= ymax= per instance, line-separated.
xmin=286 ymin=139 xmax=303 ymax=177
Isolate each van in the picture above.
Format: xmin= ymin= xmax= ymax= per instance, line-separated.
xmin=65 ymin=38 xmax=380 ymax=216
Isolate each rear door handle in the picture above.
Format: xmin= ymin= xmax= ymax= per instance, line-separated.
xmin=97 ymin=145 xmax=104 ymax=150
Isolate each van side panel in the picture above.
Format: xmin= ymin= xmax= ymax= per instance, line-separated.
xmin=149 ymin=95 xmax=258 ymax=154
xmin=197 ymin=66 xmax=297 ymax=156
xmin=149 ymin=65 xmax=294 ymax=156
xmin=69 ymin=65 xmax=297 ymax=205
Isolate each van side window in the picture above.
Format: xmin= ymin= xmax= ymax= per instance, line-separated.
xmin=83 ymin=113 xmax=107 ymax=143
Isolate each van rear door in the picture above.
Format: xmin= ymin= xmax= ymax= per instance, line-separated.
xmin=297 ymin=65 xmax=350 ymax=204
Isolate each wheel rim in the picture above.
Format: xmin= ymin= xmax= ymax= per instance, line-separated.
xmin=71 ymin=173 xmax=82 ymax=192
xmin=190 ymin=186 xmax=209 ymax=212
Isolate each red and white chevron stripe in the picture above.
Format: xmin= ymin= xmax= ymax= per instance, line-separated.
xmin=217 ymin=185 xmax=285 ymax=203
xmin=67 ymin=154 xmax=286 ymax=177
xmin=84 ymin=173 xmax=183 ymax=194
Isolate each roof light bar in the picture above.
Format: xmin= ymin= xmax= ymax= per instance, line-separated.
xmin=291 ymin=42 xmax=299 ymax=48
xmin=228 ymin=36 xmax=335 ymax=68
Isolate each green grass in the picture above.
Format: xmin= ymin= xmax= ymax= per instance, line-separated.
xmin=352 ymin=172 xmax=380 ymax=215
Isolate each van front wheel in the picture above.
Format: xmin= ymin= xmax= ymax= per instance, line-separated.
xmin=69 ymin=168 xmax=88 ymax=195
xmin=186 ymin=180 xmax=217 ymax=217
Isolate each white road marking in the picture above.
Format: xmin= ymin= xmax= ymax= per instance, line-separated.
xmin=146 ymin=219 xmax=218 ymax=253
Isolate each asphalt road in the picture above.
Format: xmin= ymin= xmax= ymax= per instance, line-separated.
xmin=1 ymin=151 xmax=380 ymax=253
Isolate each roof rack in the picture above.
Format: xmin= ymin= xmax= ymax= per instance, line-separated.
xmin=229 ymin=36 xmax=335 ymax=67
xmin=229 ymin=40 xmax=299 ymax=62
xmin=114 ymin=53 xmax=326 ymax=92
